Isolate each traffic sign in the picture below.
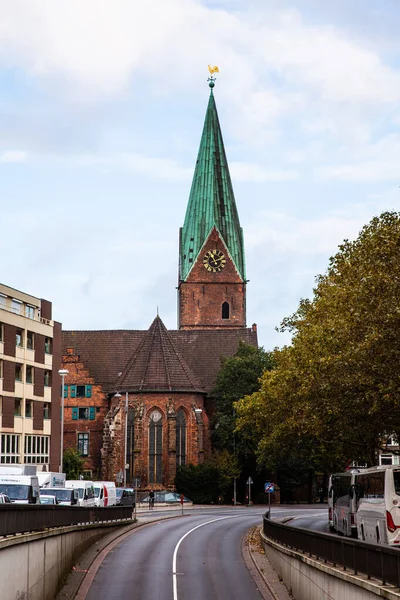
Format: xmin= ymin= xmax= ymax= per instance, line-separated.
xmin=264 ymin=482 xmax=275 ymax=493
xmin=246 ymin=477 xmax=254 ymax=485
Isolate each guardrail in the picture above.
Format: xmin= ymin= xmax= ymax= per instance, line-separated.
xmin=0 ymin=504 xmax=133 ymax=537
xmin=263 ymin=513 xmax=400 ymax=588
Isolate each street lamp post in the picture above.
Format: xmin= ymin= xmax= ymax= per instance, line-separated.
xmin=124 ymin=392 xmax=128 ymax=488
xmin=58 ymin=369 xmax=69 ymax=473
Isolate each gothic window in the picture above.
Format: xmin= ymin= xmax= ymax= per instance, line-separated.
xmin=176 ymin=409 xmax=187 ymax=469
xmin=149 ymin=410 xmax=163 ymax=484
xmin=222 ymin=302 xmax=230 ymax=319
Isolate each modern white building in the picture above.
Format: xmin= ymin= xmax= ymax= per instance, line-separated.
xmin=0 ymin=283 xmax=61 ymax=470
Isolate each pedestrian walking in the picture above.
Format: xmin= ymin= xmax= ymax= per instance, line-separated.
xmin=149 ymin=489 xmax=155 ymax=510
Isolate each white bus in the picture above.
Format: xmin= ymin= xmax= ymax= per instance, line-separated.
xmin=356 ymin=465 xmax=400 ymax=546
xmin=329 ymin=470 xmax=359 ymax=537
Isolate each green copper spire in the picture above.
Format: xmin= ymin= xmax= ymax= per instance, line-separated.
xmin=179 ymin=81 xmax=245 ymax=282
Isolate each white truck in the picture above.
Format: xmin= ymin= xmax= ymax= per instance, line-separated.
xmin=0 ymin=475 xmax=40 ymax=504
xmin=37 ymin=472 xmax=66 ymax=489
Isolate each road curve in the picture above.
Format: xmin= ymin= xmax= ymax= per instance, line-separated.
xmin=85 ymin=509 xmax=267 ymax=600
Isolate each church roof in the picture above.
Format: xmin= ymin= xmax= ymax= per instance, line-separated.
xmin=115 ymin=316 xmax=204 ymax=393
xmin=62 ymin=325 xmax=258 ymax=395
xmin=180 ymin=84 xmax=245 ymax=282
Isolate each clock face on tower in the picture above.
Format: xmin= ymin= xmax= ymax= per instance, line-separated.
xmin=203 ymin=249 xmax=226 ymax=273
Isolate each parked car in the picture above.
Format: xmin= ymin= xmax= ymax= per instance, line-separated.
xmin=39 ymin=487 xmax=79 ymax=506
xmin=40 ymin=495 xmax=59 ymax=505
xmin=0 ymin=493 xmax=11 ymax=503
xmin=116 ymin=488 xmax=135 ymax=507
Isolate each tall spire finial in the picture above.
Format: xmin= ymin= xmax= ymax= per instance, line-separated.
xmin=207 ymin=65 xmax=219 ymax=89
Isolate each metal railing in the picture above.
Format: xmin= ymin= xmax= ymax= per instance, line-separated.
xmin=263 ymin=513 xmax=400 ymax=588
xmin=0 ymin=504 xmax=133 ymax=537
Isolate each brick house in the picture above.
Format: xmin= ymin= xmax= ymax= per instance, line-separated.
xmin=61 ymin=78 xmax=258 ymax=488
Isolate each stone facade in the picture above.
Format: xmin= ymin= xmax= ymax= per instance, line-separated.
xmin=179 ymin=227 xmax=246 ymax=330
xmin=102 ymin=392 xmax=209 ymax=489
xmin=62 ymin=348 xmax=108 ymax=478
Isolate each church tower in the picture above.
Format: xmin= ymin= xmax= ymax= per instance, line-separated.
xmin=178 ymin=78 xmax=246 ymax=330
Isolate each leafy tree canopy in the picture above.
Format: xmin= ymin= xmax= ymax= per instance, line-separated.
xmin=236 ymin=212 xmax=400 ymax=472
xmin=212 ymin=341 xmax=274 ymax=454
xmin=63 ymin=447 xmax=84 ymax=480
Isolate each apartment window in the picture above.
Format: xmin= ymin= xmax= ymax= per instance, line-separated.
xmin=0 ymin=434 xmax=20 ymax=464
xmin=76 ymin=385 xmax=86 ymax=398
xmin=44 ymin=337 xmax=52 ymax=354
xmin=0 ymin=360 xmax=2 ymax=378
xmin=44 ymin=371 xmax=51 ymax=387
xmin=0 ymin=295 xmax=6 ymax=310
xmin=25 ymin=400 xmax=32 ymax=418
xmin=77 ymin=433 xmax=89 ymax=456
xmin=16 ymin=329 xmax=23 ymax=347
xmin=24 ymin=435 xmax=49 ymax=464
xmin=70 ymin=385 xmax=92 ymax=398
xmin=11 ymin=299 xmax=22 ymax=314
xmin=0 ymin=323 xmax=3 ymax=342
xmin=27 ymin=331 xmax=34 ymax=350
xmin=26 ymin=366 xmax=33 ymax=384
xmin=43 ymin=403 xmax=50 ymax=420
xmin=14 ymin=399 xmax=22 ymax=417
xmin=15 ymin=364 xmax=23 ymax=382
xmin=25 ymin=305 xmax=35 ymax=319
xmin=72 ymin=407 xmax=95 ymax=420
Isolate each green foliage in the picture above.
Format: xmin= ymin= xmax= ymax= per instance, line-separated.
xmin=212 ymin=341 xmax=274 ymax=454
xmin=236 ymin=211 xmax=400 ymax=473
xmin=175 ymin=463 xmax=220 ymax=504
xmin=63 ymin=447 xmax=84 ymax=480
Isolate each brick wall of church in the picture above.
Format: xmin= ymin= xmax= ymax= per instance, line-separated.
xmin=102 ymin=392 xmax=210 ymax=490
xmin=62 ymin=349 xmax=109 ymax=479
xmin=179 ymin=228 xmax=246 ymax=329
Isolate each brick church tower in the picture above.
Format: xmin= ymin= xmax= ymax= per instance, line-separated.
xmin=178 ymin=78 xmax=246 ymax=330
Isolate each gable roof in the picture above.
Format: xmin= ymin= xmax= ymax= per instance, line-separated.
xmin=62 ymin=325 xmax=258 ymax=395
xmin=115 ymin=316 xmax=204 ymax=393
xmin=180 ymin=85 xmax=245 ymax=282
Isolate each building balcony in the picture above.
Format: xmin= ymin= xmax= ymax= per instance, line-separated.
xmin=44 ymin=353 xmax=53 ymax=368
xmin=44 ymin=386 xmax=52 ymax=402
xmin=15 ymin=381 xmax=24 ymax=397
xmin=0 ymin=379 xmax=2 ymax=394
xmin=13 ymin=416 xmax=23 ymax=434
xmin=43 ymin=420 xmax=51 ymax=435
xmin=26 ymin=349 xmax=35 ymax=363
xmin=0 ymin=341 xmax=3 ymax=356
xmin=15 ymin=346 xmax=25 ymax=360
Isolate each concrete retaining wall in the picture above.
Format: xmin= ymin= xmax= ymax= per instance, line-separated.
xmin=0 ymin=522 xmax=131 ymax=600
xmin=261 ymin=532 xmax=400 ymax=600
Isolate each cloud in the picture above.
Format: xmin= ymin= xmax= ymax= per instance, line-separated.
xmin=0 ymin=150 xmax=27 ymax=162
xmin=230 ymin=162 xmax=298 ymax=182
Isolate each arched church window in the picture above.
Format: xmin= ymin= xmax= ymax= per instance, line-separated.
xmin=149 ymin=410 xmax=163 ymax=484
xmin=222 ymin=302 xmax=230 ymax=319
xmin=176 ymin=409 xmax=187 ymax=469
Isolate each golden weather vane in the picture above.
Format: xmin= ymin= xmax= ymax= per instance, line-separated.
xmin=208 ymin=65 xmax=219 ymax=75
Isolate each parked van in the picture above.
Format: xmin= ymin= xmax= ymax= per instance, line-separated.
xmin=93 ymin=481 xmax=117 ymax=507
xmin=65 ymin=480 xmax=95 ymax=507
xmin=0 ymin=475 xmax=40 ymax=504
xmin=40 ymin=487 xmax=79 ymax=506
xmin=38 ymin=472 xmax=66 ymax=489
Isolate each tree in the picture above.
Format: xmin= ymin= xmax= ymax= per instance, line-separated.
xmin=175 ymin=463 xmax=220 ymax=504
xmin=236 ymin=212 xmax=400 ymax=474
xmin=63 ymin=447 xmax=84 ymax=480
xmin=212 ymin=341 xmax=274 ymax=454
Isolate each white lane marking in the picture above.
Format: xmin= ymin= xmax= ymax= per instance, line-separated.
xmin=172 ymin=516 xmax=238 ymax=600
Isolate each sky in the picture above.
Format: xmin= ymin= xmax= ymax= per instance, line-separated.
xmin=0 ymin=0 xmax=399 ymax=351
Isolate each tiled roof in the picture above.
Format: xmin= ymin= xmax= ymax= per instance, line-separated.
xmin=180 ymin=86 xmax=245 ymax=282
xmin=62 ymin=324 xmax=257 ymax=395
xmin=115 ymin=316 xmax=204 ymax=393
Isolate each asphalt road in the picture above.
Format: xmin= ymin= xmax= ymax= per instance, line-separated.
xmin=85 ymin=506 xmax=325 ymax=600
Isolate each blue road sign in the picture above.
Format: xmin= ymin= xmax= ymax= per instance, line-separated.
xmin=264 ymin=482 xmax=275 ymax=493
